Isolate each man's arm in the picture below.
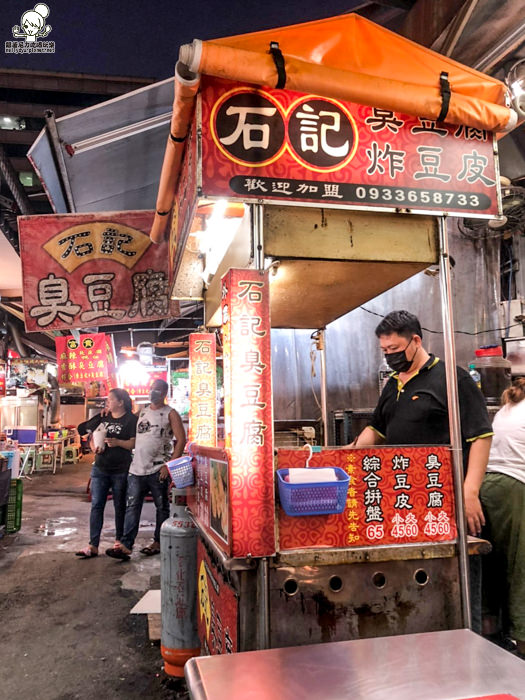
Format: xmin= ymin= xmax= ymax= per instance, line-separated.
xmin=351 ymin=426 xmax=385 ymax=448
xmin=464 ymin=435 xmax=492 ymax=537
xmin=159 ymin=409 xmax=186 ymax=480
xmin=169 ymin=409 xmax=186 ymax=459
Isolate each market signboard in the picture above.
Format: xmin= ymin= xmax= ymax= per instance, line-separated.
xmin=221 ymin=268 xmax=275 ymax=557
xmin=197 ymin=77 xmax=500 ymax=218
xmin=0 ymin=362 xmax=5 ymax=397
xmin=55 ymin=333 xmax=108 ymax=385
xmin=277 ymin=446 xmax=457 ymax=550
xmin=19 ymin=211 xmax=174 ymax=333
xmin=189 ymin=332 xmax=217 ymax=446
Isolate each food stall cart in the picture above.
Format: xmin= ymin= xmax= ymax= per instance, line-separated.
xmin=154 ymin=11 xmax=514 ymax=679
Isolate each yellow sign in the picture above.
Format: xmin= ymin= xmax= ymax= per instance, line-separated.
xmin=43 ymin=221 xmax=151 ymax=273
xmin=198 ymin=559 xmax=211 ymax=639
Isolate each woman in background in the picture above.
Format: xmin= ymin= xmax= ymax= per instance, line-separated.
xmin=75 ymin=388 xmax=137 ymax=559
xmin=480 ymin=378 xmax=525 ymax=657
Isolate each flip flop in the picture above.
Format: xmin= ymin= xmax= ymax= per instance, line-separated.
xmin=140 ymin=545 xmax=160 ymax=556
xmin=75 ymin=548 xmax=98 ymax=559
xmin=105 ymin=547 xmax=130 ymax=561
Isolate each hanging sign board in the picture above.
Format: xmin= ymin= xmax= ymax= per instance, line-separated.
xmin=221 ymin=268 xmax=275 ymax=557
xmin=8 ymin=358 xmax=49 ymax=389
xmin=55 ymin=333 xmax=108 ymax=385
xmin=0 ymin=361 xmax=6 ymax=397
xmin=189 ymin=333 xmax=217 ymax=446
xmin=195 ymin=77 xmax=499 ymax=219
xmin=277 ymin=446 xmax=457 ymax=550
xmin=19 ymin=211 xmax=175 ymax=333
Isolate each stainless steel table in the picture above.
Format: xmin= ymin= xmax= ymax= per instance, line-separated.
xmin=185 ymin=629 xmax=525 ymax=700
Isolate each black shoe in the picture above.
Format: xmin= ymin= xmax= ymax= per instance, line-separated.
xmin=105 ymin=547 xmax=130 ymax=561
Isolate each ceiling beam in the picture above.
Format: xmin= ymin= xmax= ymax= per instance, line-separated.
xmin=400 ymin=0 xmax=466 ymax=47
xmin=0 ymin=101 xmax=80 ymax=119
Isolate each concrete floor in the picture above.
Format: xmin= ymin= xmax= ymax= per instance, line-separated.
xmin=0 ymin=456 xmax=188 ymax=700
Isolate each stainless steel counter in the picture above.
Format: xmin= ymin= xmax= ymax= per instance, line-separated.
xmin=185 ymin=628 xmax=525 ymax=699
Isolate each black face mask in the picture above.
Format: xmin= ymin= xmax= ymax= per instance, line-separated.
xmin=150 ymin=389 xmax=164 ymax=404
xmin=385 ymin=338 xmax=415 ymax=374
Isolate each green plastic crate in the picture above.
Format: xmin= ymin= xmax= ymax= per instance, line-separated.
xmin=5 ymin=479 xmax=23 ymax=533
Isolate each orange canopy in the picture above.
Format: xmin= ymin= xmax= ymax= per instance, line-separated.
xmin=151 ymin=13 xmax=513 ymax=242
xmin=212 ymin=13 xmax=507 ymax=108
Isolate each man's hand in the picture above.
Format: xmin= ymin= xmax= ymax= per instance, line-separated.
xmin=159 ymin=464 xmax=169 ymax=481
xmin=464 ymin=488 xmax=485 ymax=537
xmin=105 ymin=437 xmax=120 ymax=448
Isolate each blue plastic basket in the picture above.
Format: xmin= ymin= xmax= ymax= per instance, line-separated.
xmin=276 ymin=467 xmax=350 ymax=516
xmin=166 ymin=456 xmax=194 ymax=488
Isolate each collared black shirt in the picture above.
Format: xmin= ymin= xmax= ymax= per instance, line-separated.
xmin=370 ymin=356 xmax=493 ymax=455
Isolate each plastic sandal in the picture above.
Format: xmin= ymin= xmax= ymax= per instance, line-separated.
xmin=140 ymin=544 xmax=160 ymax=556
xmin=75 ymin=548 xmax=98 ymax=559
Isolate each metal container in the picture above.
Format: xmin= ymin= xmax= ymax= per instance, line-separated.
xmin=160 ymin=503 xmax=200 ymax=677
xmin=473 ymin=346 xmax=512 ymax=405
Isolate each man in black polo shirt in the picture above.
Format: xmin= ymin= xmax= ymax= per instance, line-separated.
xmin=354 ymin=310 xmax=493 ymax=537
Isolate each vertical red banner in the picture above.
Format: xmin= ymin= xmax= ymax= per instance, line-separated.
xmin=189 ymin=333 xmax=217 ymax=446
xmin=221 ymin=268 xmax=275 ymax=557
xmin=0 ymin=361 xmax=6 ymax=397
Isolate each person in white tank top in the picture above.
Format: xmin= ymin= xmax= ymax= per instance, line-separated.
xmin=106 ymin=378 xmax=186 ymax=560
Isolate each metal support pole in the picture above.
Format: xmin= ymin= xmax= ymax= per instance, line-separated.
xmin=316 ymin=329 xmax=329 ymax=447
xmin=257 ymin=557 xmax=270 ymax=649
xmin=438 ymin=216 xmax=472 ymax=629
xmin=252 ymin=203 xmax=265 ymax=271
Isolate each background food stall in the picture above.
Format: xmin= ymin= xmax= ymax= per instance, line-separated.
xmin=158 ymin=13 xmax=510 ymax=667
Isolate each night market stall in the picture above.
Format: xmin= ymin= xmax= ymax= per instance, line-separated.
xmin=156 ymin=12 xmax=525 ymax=698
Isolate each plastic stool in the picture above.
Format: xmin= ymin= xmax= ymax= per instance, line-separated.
xmin=64 ymin=445 xmax=79 ymax=464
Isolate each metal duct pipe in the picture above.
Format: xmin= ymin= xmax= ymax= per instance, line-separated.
xmin=0 ymin=144 xmax=32 ymax=215
xmin=7 ymin=321 xmax=29 ymax=358
xmin=47 ymin=372 xmax=61 ymax=426
xmin=20 ymin=336 xmax=56 ymax=361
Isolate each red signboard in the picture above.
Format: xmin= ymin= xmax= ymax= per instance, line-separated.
xmin=55 ymin=333 xmax=108 ymax=385
xmin=189 ymin=333 xmax=217 ymax=446
xmin=0 ymin=361 xmax=5 ymax=397
xmin=221 ymin=268 xmax=275 ymax=557
xmin=119 ymin=366 xmax=167 ymax=398
xmin=197 ymin=538 xmax=238 ymax=655
xmin=277 ymin=446 xmax=456 ymax=550
xmin=198 ymin=77 xmax=499 ymax=218
xmin=19 ymin=211 xmax=174 ymax=332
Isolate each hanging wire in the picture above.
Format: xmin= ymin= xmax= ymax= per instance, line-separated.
xmin=359 ymin=305 xmax=523 ymax=336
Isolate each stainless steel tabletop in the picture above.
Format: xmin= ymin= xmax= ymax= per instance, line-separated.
xmin=185 ymin=629 xmax=525 ymax=700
